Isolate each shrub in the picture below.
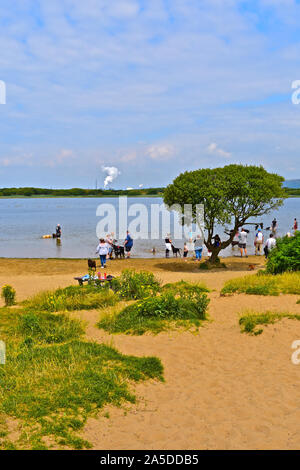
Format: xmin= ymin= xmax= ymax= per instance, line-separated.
xmin=25 ymin=285 xmax=117 ymax=312
xmin=111 ymin=270 xmax=160 ymax=300
xmin=1 ymin=285 xmax=16 ymax=306
xmin=239 ymin=310 xmax=300 ymax=335
xmin=221 ymin=272 xmax=300 ymax=296
xmin=266 ymin=231 xmax=300 ymax=274
xmin=98 ymin=291 xmax=210 ymax=335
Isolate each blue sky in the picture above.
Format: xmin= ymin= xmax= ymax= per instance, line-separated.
xmin=1 ymin=0 xmax=300 ymax=188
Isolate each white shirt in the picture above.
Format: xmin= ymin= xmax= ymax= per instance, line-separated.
xmin=96 ymin=242 xmax=109 ymax=256
xmin=239 ymin=231 xmax=247 ymax=244
xmin=266 ymin=238 xmax=276 ymax=250
xmin=256 ymin=232 xmax=263 ymax=242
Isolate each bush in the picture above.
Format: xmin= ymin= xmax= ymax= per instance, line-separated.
xmin=266 ymin=231 xmax=300 ymax=274
xmin=25 ymin=285 xmax=117 ymax=312
xmin=111 ymin=270 xmax=160 ymax=300
xmin=1 ymin=285 xmax=16 ymax=306
xmin=98 ymin=291 xmax=210 ymax=335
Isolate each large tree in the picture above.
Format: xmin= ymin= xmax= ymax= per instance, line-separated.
xmin=163 ymin=164 xmax=286 ymax=264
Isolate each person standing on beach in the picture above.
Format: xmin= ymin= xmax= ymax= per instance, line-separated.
xmin=105 ymin=233 xmax=113 ymax=259
xmin=183 ymin=242 xmax=189 ymax=261
xmin=238 ymin=228 xmax=248 ymax=257
xmin=165 ymin=234 xmax=172 ymax=258
xmin=124 ymin=230 xmax=133 ymax=258
xmin=255 ymin=228 xmax=264 ymax=255
xmin=96 ymin=238 xmax=109 ymax=268
xmin=194 ymin=234 xmax=203 ymax=261
xmin=264 ymin=233 xmax=276 ymax=258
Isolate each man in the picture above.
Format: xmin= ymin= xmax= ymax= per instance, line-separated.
xmin=264 ymin=233 xmax=276 ymax=258
xmin=238 ymin=228 xmax=248 ymax=257
xmin=255 ymin=228 xmax=264 ymax=256
xmin=56 ymin=224 xmax=61 ymax=238
xmin=124 ymin=230 xmax=133 ymax=258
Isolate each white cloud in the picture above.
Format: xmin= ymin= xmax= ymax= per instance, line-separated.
xmin=146 ymin=144 xmax=175 ymax=160
xmin=207 ymin=142 xmax=231 ymax=159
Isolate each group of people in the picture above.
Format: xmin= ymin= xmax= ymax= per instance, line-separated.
xmin=95 ymin=231 xmax=133 ymax=268
xmin=163 ymin=217 xmax=298 ymax=261
xmin=165 ymin=233 xmax=206 ymax=261
xmin=236 ymin=227 xmax=276 ymax=259
xmin=237 ymin=217 xmax=298 ymax=258
xmin=94 ymin=216 xmax=298 ymax=267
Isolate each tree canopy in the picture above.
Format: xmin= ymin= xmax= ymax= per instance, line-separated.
xmin=163 ymin=164 xmax=286 ymax=263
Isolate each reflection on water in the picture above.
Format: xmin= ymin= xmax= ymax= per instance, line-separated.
xmin=0 ymin=197 xmax=298 ymax=258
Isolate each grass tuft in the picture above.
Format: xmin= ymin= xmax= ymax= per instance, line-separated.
xmin=0 ymin=305 xmax=163 ymax=449
xmin=161 ymin=280 xmax=209 ymax=296
xmin=98 ymin=291 xmax=210 ymax=335
xmin=221 ymin=272 xmax=300 ymax=296
xmin=25 ymin=285 xmax=118 ymax=312
xmin=239 ymin=310 xmax=300 ymax=335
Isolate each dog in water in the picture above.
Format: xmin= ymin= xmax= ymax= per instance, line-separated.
xmin=88 ymin=258 xmax=97 ymax=270
xmin=171 ymin=244 xmax=181 ymax=257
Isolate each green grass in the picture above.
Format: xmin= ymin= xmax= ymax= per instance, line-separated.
xmin=239 ymin=310 xmax=300 ymax=335
xmin=24 ymin=284 xmax=118 ymax=312
xmin=161 ymin=280 xmax=210 ymax=296
xmin=221 ymin=272 xmax=300 ymax=296
xmin=0 ymin=306 xmax=163 ymax=449
xmin=98 ymin=291 xmax=210 ymax=335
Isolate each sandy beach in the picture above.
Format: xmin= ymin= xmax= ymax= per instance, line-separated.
xmin=1 ymin=256 xmax=300 ymax=450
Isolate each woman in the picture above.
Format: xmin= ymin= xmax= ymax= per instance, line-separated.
xmin=96 ymin=238 xmax=109 ymax=268
xmin=194 ymin=234 xmax=203 ymax=261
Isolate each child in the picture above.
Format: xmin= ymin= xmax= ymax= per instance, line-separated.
xmin=96 ymin=238 xmax=109 ymax=268
xmin=183 ymin=243 xmax=188 ymax=261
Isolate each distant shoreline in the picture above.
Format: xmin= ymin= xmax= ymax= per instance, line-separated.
xmin=0 ymin=194 xmax=163 ymax=199
xmin=0 ymin=194 xmax=299 ymax=199
xmin=0 ymin=185 xmax=298 ymax=198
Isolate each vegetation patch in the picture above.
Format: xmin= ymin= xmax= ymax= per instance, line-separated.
xmin=162 ymin=280 xmax=209 ymax=295
xmin=111 ymin=269 xmax=161 ymax=300
xmin=266 ymin=231 xmax=300 ymax=274
xmin=25 ymin=285 xmax=117 ymax=312
xmin=221 ymin=272 xmax=300 ymax=296
xmin=239 ymin=310 xmax=300 ymax=335
xmin=98 ymin=291 xmax=210 ymax=335
xmin=1 ymin=285 xmax=16 ymax=306
xmin=0 ymin=307 xmax=163 ymax=449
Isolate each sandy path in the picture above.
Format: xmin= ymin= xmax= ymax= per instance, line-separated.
xmin=79 ymin=293 xmax=300 ymax=450
xmin=0 ymin=257 xmax=299 ymax=449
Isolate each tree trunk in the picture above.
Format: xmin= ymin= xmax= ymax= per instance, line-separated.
xmin=208 ymin=247 xmax=221 ymax=264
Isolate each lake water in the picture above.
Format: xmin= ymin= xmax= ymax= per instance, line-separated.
xmin=0 ymin=197 xmax=298 ymax=258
